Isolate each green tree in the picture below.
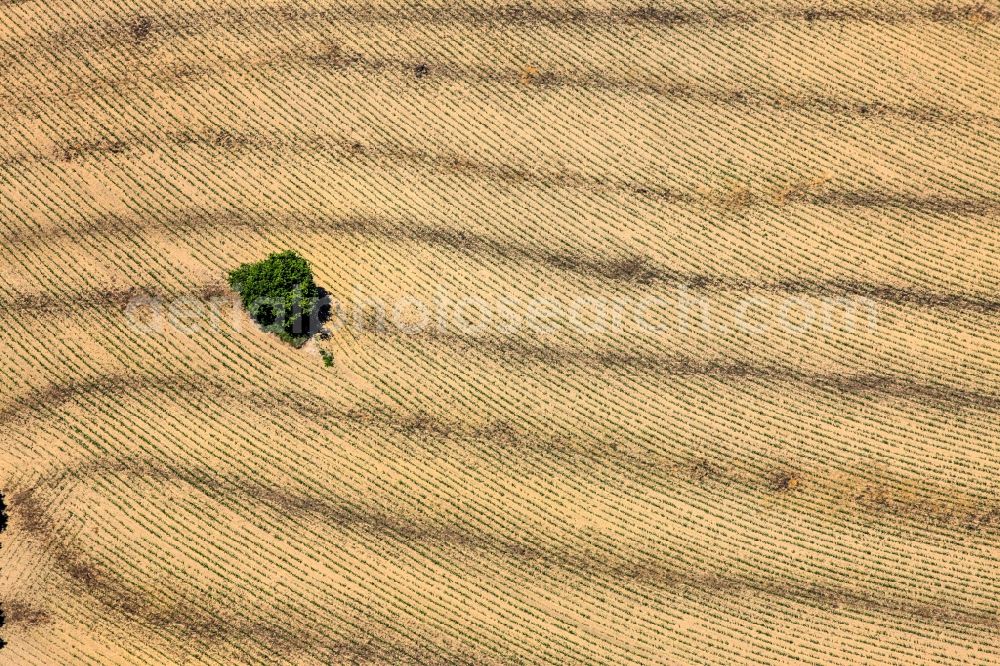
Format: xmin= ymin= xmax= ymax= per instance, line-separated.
xmin=228 ymin=251 xmax=321 ymax=345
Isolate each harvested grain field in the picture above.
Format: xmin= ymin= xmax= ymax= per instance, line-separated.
xmin=1 ymin=0 xmax=999 ymax=663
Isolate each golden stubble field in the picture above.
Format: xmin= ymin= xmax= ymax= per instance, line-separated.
xmin=1 ymin=0 xmax=999 ymax=663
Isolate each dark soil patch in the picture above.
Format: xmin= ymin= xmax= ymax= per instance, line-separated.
xmin=768 ymin=469 xmax=801 ymax=492
xmin=130 ymin=16 xmax=153 ymax=42
xmin=1 ymin=601 xmax=52 ymax=628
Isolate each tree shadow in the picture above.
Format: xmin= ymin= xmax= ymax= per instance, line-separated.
xmin=243 ymin=286 xmax=334 ymax=347
xmin=311 ymin=286 xmax=334 ymax=336
xmin=285 ymin=286 xmax=333 ymax=345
